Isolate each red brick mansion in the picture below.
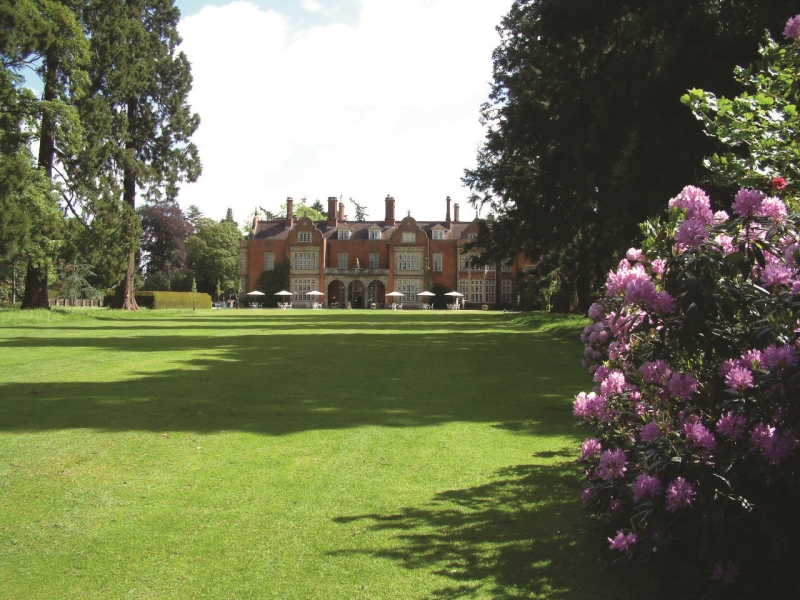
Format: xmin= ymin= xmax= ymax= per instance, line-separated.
xmin=239 ymin=195 xmax=532 ymax=308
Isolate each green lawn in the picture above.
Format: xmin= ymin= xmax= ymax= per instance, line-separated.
xmin=0 ymin=308 xmax=655 ymax=599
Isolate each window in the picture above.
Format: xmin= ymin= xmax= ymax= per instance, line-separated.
xmin=468 ymin=233 xmax=477 ymax=241
xmin=433 ymin=253 xmax=443 ymax=272
xmin=502 ymin=260 xmax=512 ymax=272
xmin=369 ymin=229 xmax=381 ymax=240
xmin=486 ymin=280 xmax=496 ymax=303
xmin=486 ymin=263 xmax=496 ymax=272
xmin=397 ymin=279 xmax=421 ymax=302
xmin=458 ymin=279 xmax=469 ymax=297
xmin=369 ymin=252 xmax=380 ymax=268
xmin=432 ymin=230 xmax=445 ymax=240
xmin=501 ymin=280 xmax=512 ymax=303
xmin=338 ymin=252 xmax=348 ymax=269
xmin=396 ymin=253 xmax=421 ymax=271
xmin=470 ymin=279 xmax=484 ymax=303
xmin=239 ymin=276 xmax=246 ymax=295
xmin=292 ymin=251 xmax=318 ymax=270
xmin=263 ymin=252 xmax=274 ymax=271
xmin=402 ymin=232 xmax=415 ymax=243
xmin=459 ymin=253 xmax=471 ymax=272
xmin=239 ymin=249 xmax=247 ymax=272
xmin=338 ymin=229 xmax=350 ymax=240
xmin=292 ymin=278 xmax=317 ymax=301
xmin=298 ymin=231 xmax=312 ymax=243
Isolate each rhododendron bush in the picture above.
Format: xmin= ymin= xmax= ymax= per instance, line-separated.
xmin=576 ymin=184 xmax=800 ymax=586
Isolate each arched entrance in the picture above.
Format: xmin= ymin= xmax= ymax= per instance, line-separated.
xmin=328 ymin=280 xmax=344 ymax=307
xmin=348 ymin=280 xmax=365 ymax=308
xmin=367 ymin=280 xmax=385 ymax=308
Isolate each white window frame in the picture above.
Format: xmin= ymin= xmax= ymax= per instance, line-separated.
xmin=502 ymin=260 xmax=512 ymax=272
xmin=368 ymin=229 xmax=381 ymax=240
xmin=458 ymin=279 xmax=469 ymax=297
xmin=432 ymin=230 xmax=445 ymax=240
xmin=292 ymin=251 xmax=318 ymax=270
xmin=338 ymin=252 xmax=348 ymax=269
xmin=486 ymin=279 xmax=496 ymax=303
xmin=263 ymin=252 xmax=274 ymax=271
xmin=470 ymin=279 xmax=484 ymax=303
xmin=433 ymin=253 xmax=443 ymax=272
xmin=292 ymin=278 xmax=317 ymax=301
xmin=397 ymin=279 xmax=421 ymax=302
xmin=501 ymin=280 xmax=512 ymax=303
xmin=298 ymin=231 xmax=312 ymax=243
xmin=402 ymin=232 xmax=415 ymax=243
xmin=369 ymin=252 xmax=380 ymax=268
xmin=338 ymin=229 xmax=351 ymax=240
xmin=239 ymin=250 xmax=247 ymax=271
xmin=459 ymin=253 xmax=471 ymax=272
xmin=396 ymin=252 xmax=421 ymax=271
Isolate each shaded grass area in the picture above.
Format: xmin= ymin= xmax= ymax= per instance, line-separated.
xmin=0 ymin=309 xmax=656 ymax=598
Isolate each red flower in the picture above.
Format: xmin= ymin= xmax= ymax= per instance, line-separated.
xmin=772 ymin=177 xmax=788 ymax=190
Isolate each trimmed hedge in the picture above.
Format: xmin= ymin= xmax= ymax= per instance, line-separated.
xmin=104 ymin=291 xmax=212 ymax=310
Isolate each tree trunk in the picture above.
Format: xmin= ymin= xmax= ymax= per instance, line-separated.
xmin=111 ymin=98 xmax=140 ymax=311
xmin=111 ymin=250 xmax=139 ymax=310
xmin=20 ymin=263 xmax=50 ymax=309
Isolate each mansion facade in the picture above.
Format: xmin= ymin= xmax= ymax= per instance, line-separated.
xmin=239 ymin=195 xmax=531 ymax=308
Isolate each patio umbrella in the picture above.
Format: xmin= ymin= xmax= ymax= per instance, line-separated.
xmin=444 ymin=290 xmax=464 ymax=308
xmin=386 ymin=291 xmax=404 ymax=305
xmin=246 ymin=290 xmax=265 ymax=296
xmin=274 ymin=290 xmax=293 ymax=296
xmin=417 ymin=290 xmax=435 ymax=306
xmin=307 ymin=291 xmax=324 ymax=296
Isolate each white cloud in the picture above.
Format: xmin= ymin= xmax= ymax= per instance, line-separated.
xmin=177 ymin=0 xmax=511 ymax=223
xmin=301 ymin=0 xmax=323 ymax=13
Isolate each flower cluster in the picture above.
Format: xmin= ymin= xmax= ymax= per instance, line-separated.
xmin=575 ymin=185 xmax=800 ymax=574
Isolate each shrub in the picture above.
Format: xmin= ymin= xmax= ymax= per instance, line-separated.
xmin=576 ymin=185 xmax=800 ymax=592
xmin=103 ymin=291 xmax=211 ymax=309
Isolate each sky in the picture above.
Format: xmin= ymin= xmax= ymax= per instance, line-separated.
xmin=173 ymin=0 xmax=513 ymax=225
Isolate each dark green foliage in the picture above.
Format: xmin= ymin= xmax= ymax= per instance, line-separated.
xmin=185 ymin=218 xmax=240 ymax=296
xmin=255 ymin=259 xmax=290 ymax=306
xmin=464 ymin=0 xmax=798 ymax=312
xmin=139 ymin=200 xmax=192 ymax=280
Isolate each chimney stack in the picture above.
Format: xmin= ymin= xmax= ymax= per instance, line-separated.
xmin=327 ymin=196 xmax=337 ymax=227
xmin=285 ymin=197 xmax=293 ymax=228
xmin=384 ymin=195 xmax=395 ymax=226
xmin=453 ymin=203 xmax=460 ymax=223
xmin=445 ymin=196 xmax=452 ymax=226
xmin=338 ymin=201 xmax=345 ymax=223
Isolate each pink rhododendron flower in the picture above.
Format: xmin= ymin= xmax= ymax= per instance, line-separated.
xmin=639 ymin=360 xmax=671 ymax=384
xmin=757 ymin=197 xmax=788 ymax=221
xmin=606 ymin=498 xmax=625 ymax=516
xmin=669 ymin=186 xmax=714 ymax=223
xmin=761 ymin=263 xmax=793 ymax=287
xmin=600 ymin=371 xmax=627 ymax=396
xmin=651 ymin=258 xmax=667 ymax=276
xmin=640 ymin=420 xmax=662 ymax=442
xmin=626 ymin=248 xmax=645 ymax=262
xmin=772 ymin=176 xmax=788 ymax=190
xmin=581 ymin=488 xmax=593 ymax=504
xmin=593 ymin=365 xmax=611 ymax=383
xmin=711 ymin=560 xmax=739 ymax=584
xmin=725 ymin=366 xmax=754 ymax=392
xmin=633 ymin=473 xmax=663 ymax=503
xmin=598 ymin=448 xmax=628 ymax=480
xmin=608 ymin=530 xmax=637 ymax=552
xmin=762 ymin=343 xmax=798 ymax=369
xmin=587 ymin=302 xmax=605 ymax=320
xmin=668 ymin=372 xmax=699 ymax=400
xmin=651 ymin=291 xmax=676 ymax=313
xmin=665 ymin=477 xmax=696 ymax=511
xmin=749 ymin=422 xmax=776 ymax=453
xmin=714 ymin=234 xmax=735 ymax=254
xmin=713 ymin=211 xmax=730 ymax=224
xmin=573 ymin=392 xmax=606 ymax=419
xmin=683 ymin=422 xmax=717 ymax=452
xmin=675 ymin=217 xmax=709 ymax=249
xmin=784 ymin=15 xmax=800 ymax=40
xmin=716 ymin=411 xmax=748 ymax=440
xmin=580 ymin=438 xmax=602 ymax=462
xmin=750 ymin=423 xmax=797 ymax=464
xmin=732 ymin=188 xmax=763 ymax=218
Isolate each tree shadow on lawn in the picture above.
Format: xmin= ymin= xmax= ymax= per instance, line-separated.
xmin=331 ymin=462 xmax=662 ymax=600
xmin=0 ymin=329 xmax=588 ymax=437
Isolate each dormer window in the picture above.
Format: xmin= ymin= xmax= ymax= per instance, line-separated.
xmin=338 ymin=229 xmax=351 ymax=240
xmin=432 ymin=230 xmax=445 ymax=240
xmin=402 ymin=232 xmax=415 ymax=243
xmin=298 ymin=231 xmax=312 ymax=243
xmin=468 ymin=233 xmax=477 ymax=241
xmin=368 ymin=229 xmax=381 ymax=240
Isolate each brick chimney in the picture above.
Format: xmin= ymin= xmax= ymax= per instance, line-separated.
xmin=338 ymin=201 xmax=345 ymax=223
xmin=445 ymin=196 xmax=451 ymax=226
xmin=285 ymin=197 xmax=293 ymax=228
xmin=453 ymin=203 xmax=460 ymax=223
xmin=327 ymin=196 xmax=337 ymax=227
xmin=385 ymin=195 xmax=395 ymax=226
